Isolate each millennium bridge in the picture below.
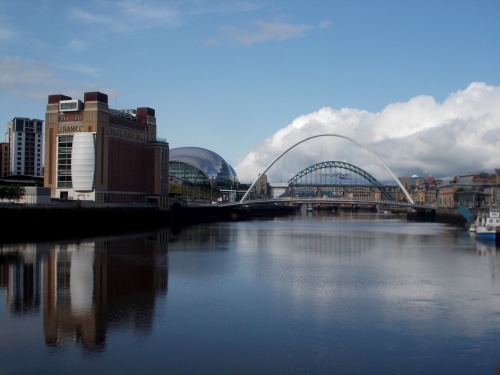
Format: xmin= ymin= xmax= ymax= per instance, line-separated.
xmin=225 ymin=197 xmax=435 ymax=211
xmin=224 ymin=134 xmax=436 ymax=212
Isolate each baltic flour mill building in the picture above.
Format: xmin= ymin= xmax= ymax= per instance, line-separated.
xmin=44 ymin=91 xmax=169 ymax=207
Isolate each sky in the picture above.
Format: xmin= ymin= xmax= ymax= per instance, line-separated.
xmin=1 ymin=0 xmax=499 ymax=184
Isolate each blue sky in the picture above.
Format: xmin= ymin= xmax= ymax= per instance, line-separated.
xmin=1 ymin=0 xmax=499 ymax=183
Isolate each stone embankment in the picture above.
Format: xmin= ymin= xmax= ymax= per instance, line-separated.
xmin=393 ymin=207 xmax=472 ymax=226
xmin=1 ymin=204 xmax=473 ymax=244
xmin=0 ymin=203 xmax=297 ymax=244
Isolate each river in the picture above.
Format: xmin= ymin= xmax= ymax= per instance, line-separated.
xmin=1 ymin=210 xmax=499 ymax=375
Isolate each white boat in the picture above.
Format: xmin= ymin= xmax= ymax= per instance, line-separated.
xmin=375 ymin=205 xmax=392 ymax=215
xmin=475 ymin=207 xmax=500 ymax=242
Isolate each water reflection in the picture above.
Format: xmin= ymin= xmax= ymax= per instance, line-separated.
xmin=0 ymin=243 xmax=43 ymax=315
xmin=475 ymin=236 xmax=500 ymax=255
xmin=2 ymin=213 xmax=500 ymax=375
xmin=0 ymin=230 xmax=169 ymax=352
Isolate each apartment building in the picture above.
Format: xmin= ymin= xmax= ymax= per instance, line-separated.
xmin=0 ymin=142 xmax=9 ymax=177
xmin=6 ymin=117 xmax=44 ymax=177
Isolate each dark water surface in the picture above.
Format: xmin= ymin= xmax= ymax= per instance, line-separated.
xmin=1 ymin=210 xmax=500 ymax=375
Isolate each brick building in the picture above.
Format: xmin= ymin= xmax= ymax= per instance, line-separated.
xmin=44 ymin=91 xmax=169 ymax=207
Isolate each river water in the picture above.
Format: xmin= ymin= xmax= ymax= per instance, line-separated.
xmin=1 ymin=210 xmax=500 ymax=375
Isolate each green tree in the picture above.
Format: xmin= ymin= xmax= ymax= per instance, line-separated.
xmin=0 ymin=185 xmax=25 ymax=202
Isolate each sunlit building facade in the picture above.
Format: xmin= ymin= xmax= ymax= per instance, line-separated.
xmin=6 ymin=117 xmax=44 ymax=177
xmin=44 ymin=91 xmax=169 ymax=206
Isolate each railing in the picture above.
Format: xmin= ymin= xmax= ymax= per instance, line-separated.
xmin=222 ymin=196 xmax=436 ymax=210
xmin=148 ymin=137 xmax=168 ymax=143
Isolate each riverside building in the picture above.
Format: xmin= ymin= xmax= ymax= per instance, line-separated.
xmin=6 ymin=117 xmax=44 ymax=177
xmin=44 ymin=91 xmax=169 ymax=207
xmin=169 ymin=147 xmax=241 ymax=202
xmin=0 ymin=142 xmax=9 ymax=177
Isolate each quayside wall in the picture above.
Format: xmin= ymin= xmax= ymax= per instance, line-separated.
xmin=0 ymin=204 xmax=297 ymax=244
xmin=0 ymin=205 xmax=472 ymax=244
xmin=397 ymin=208 xmax=468 ymax=226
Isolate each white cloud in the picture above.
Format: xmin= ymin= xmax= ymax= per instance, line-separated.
xmin=208 ymin=19 xmax=327 ymax=46
xmin=235 ymin=82 xmax=500 ymax=184
xmin=0 ymin=25 xmax=18 ymax=41
xmin=69 ymin=0 xmax=244 ymax=34
xmin=0 ymin=56 xmax=107 ymax=102
xmin=118 ymin=0 xmax=180 ymax=23
xmin=68 ymin=39 xmax=88 ymax=52
xmin=0 ymin=56 xmax=62 ymax=90
xmin=57 ymin=63 xmax=101 ymax=78
xmin=69 ymin=8 xmax=133 ymax=33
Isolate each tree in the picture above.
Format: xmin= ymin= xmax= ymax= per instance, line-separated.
xmin=0 ymin=185 xmax=25 ymax=202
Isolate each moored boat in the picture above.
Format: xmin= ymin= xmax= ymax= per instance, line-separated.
xmin=475 ymin=207 xmax=500 ymax=242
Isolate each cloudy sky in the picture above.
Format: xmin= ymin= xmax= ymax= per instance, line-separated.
xmin=1 ymin=0 xmax=499 ymax=184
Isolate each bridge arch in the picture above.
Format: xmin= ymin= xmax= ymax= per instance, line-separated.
xmin=288 ymin=161 xmax=395 ymax=200
xmin=240 ymin=134 xmax=414 ymax=204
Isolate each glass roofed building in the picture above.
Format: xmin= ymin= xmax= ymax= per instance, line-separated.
xmin=169 ymin=147 xmax=238 ymax=189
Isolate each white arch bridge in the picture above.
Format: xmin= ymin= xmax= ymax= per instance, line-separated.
xmin=235 ymin=134 xmax=436 ymax=211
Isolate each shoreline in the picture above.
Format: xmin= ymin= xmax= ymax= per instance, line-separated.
xmin=0 ymin=204 xmax=468 ymax=244
xmin=0 ymin=203 xmax=298 ymax=244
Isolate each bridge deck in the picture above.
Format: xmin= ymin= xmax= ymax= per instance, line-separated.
xmin=230 ymin=197 xmax=435 ymax=210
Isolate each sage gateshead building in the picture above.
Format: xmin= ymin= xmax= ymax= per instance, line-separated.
xmin=169 ymin=147 xmax=238 ymax=189
xmin=44 ymin=91 xmax=169 ymax=207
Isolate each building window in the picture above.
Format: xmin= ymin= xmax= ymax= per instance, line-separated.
xmin=57 ymin=135 xmax=73 ymax=188
xmin=15 ymin=119 xmax=24 ymax=131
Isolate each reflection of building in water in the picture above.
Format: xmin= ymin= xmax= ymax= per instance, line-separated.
xmin=43 ymin=231 xmax=169 ymax=351
xmin=0 ymin=243 xmax=49 ymax=315
xmin=168 ymin=224 xmax=235 ymax=250
xmin=263 ymin=215 xmax=384 ymax=255
xmin=475 ymin=240 xmax=500 ymax=256
xmin=280 ymin=231 xmax=375 ymax=255
xmin=1 ymin=230 xmax=169 ymax=352
xmin=43 ymin=242 xmax=102 ymax=349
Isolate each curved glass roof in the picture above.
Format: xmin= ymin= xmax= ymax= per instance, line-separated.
xmin=169 ymin=147 xmax=238 ymax=187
